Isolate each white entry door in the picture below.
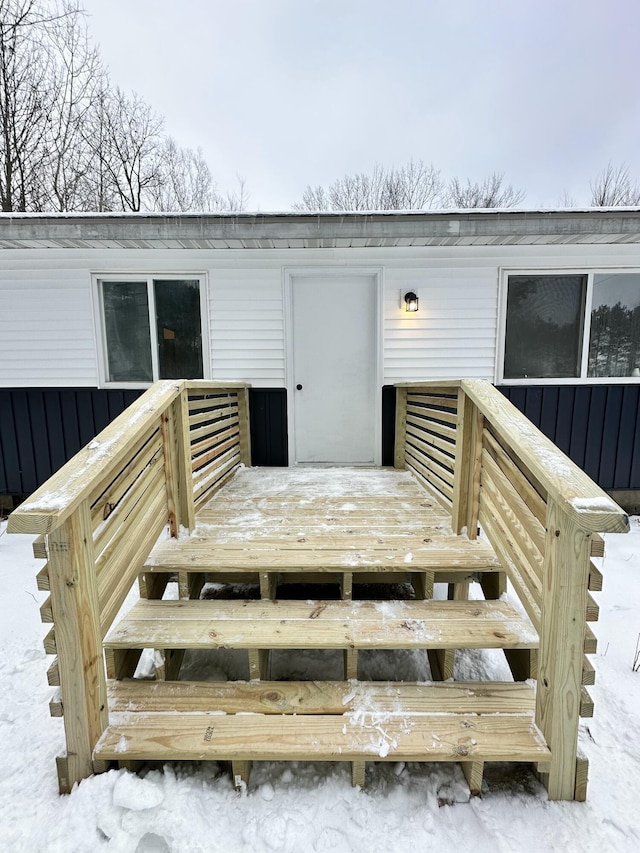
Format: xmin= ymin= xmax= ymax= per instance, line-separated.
xmin=291 ymin=274 xmax=377 ymax=463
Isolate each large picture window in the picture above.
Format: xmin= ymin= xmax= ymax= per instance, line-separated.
xmin=501 ymin=272 xmax=640 ymax=382
xmin=98 ymin=276 xmax=205 ymax=384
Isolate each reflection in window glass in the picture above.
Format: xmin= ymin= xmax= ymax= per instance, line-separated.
xmin=154 ymin=279 xmax=203 ymax=379
xmin=503 ymin=275 xmax=586 ymax=379
xmin=102 ymin=281 xmax=153 ymax=382
xmin=588 ymin=273 xmax=640 ymax=377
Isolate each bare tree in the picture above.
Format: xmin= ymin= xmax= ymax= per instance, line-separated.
xmin=590 ymin=162 xmax=640 ymax=206
xmin=94 ymin=87 xmax=164 ymax=211
xmin=294 ymin=160 xmax=442 ymax=211
xmin=43 ymin=1 xmax=105 ymax=211
xmin=443 ymin=172 xmax=525 ymax=208
xmin=557 ymin=189 xmax=577 ymax=207
xmin=0 ymin=0 xmax=245 ymax=213
xmin=0 ymin=0 xmax=57 ymax=210
xmin=150 ymin=139 xmax=248 ymax=212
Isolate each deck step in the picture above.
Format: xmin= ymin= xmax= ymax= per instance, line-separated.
xmin=95 ymin=680 xmax=549 ymax=765
xmin=95 ymin=693 xmax=549 ymax=765
xmin=144 ymin=533 xmax=502 ymax=574
xmin=106 ymin=678 xmax=537 ymax=715
xmin=104 ymin=598 xmax=538 ymax=651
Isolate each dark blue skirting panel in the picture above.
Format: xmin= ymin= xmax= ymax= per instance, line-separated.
xmin=497 ymin=384 xmax=640 ymax=491
xmin=2 ymin=385 xmax=638 ymax=496
xmin=0 ymin=387 xmax=288 ymax=496
xmin=0 ymin=388 xmax=144 ymax=496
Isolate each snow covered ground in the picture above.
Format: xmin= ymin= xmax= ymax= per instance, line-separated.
xmin=1 ymin=517 xmax=639 ymax=853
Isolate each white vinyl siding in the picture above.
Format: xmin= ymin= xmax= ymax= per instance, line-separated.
xmin=383 ymin=268 xmax=498 ymax=382
xmin=208 ymin=270 xmax=285 ymax=385
xmin=3 ymin=242 xmax=640 ymax=389
xmin=0 ymin=269 xmax=97 ymax=386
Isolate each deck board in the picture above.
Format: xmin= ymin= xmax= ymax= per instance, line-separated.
xmin=94 ymin=711 xmax=551 ymax=764
xmin=104 ymin=598 xmax=539 ymax=650
xmin=144 ymin=467 xmax=501 ymax=575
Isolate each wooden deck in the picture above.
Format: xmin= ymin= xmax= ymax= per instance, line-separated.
xmin=9 ymin=379 xmax=629 ymax=799
xmin=97 ymin=465 xmax=546 ymax=788
xmin=144 ymin=466 xmax=502 ymax=580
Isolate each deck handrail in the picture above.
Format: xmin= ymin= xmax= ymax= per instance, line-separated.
xmin=7 ymin=380 xmax=250 ymax=536
xmin=462 ymin=379 xmax=628 ymax=532
xmin=7 ymin=378 xmax=251 ymax=791
xmin=396 ymin=379 xmax=629 ymax=535
xmin=394 ymin=378 xmax=628 ymax=801
xmin=7 ymin=381 xmax=181 ymax=535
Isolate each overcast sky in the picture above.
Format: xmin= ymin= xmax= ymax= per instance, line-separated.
xmin=80 ymin=0 xmax=640 ymax=211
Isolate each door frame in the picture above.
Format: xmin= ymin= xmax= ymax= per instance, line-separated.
xmin=283 ymin=266 xmax=384 ymax=466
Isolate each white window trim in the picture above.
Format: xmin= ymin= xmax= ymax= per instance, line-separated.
xmin=92 ymin=272 xmax=211 ymax=389
xmin=496 ymin=266 xmax=640 ymax=385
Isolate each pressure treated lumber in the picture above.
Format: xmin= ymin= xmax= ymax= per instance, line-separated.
xmin=7 ymin=380 xmax=250 ymax=535
xmin=460 ymin=380 xmax=629 ymax=534
xmin=536 ymin=499 xmax=592 ymax=800
xmin=144 ymin=536 xmax=501 ymax=574
xmin=95 ymin=712 xmax=550 ymax=765
xmin=106 ymin=679 xmax=538 ymax=715
xmin=103 ymin=597 xmax=539 ymax=651
xmin=47 ymin=502 xmax=107 ymax=793
xmin=7 ymin=382 xmax=180 ymax=534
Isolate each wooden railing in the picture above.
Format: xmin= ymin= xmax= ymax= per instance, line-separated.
xmin=7 ymin=376 xmax=629 ymax=800
xmin=394 ymin=379 xmax=629 ymax=801
xmin=8 ymin=380 xmax=250 ymax=792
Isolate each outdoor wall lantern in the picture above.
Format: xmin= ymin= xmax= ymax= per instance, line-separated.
xmin=404 ymin=291 xmax=419 ymax=312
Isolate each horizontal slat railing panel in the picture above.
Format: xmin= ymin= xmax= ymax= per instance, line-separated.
xmin=404 ymin=390 xmax=459 ymax=510
xmin=406 ymin=440 xmax=455 ymax=488
xmin=88 ymin=425 xmax=163 ymax=524
xmin=192 ymin=433 xmax=240 ymax=474
xmin=479 ymin=455 xmax=544 ymax=581
xmin=483 ymin=428 xmax=547 ymax=526
xmin=189 ymin=411 xmax=239 ymax=443
xmin=461 ymin=380 xmax=628 ymax=535
xmin=193 ymin=448 xmax=242 ymax=507
xmin=405 ymin=429 xmax=455 ymax=471
xmin=478 ymin=487 xmax=543 ymax=610
xmin=406 ymin=451 xmax=454 ymax=502
xmin=187 ymin=388 xmax=244 ymax=510
xmin=7 ymin=381 xmax=181 ymax=535
xmin=405 ymin=422 xmax=456 ymax=459
xmin=93 ymin=448 xmax=165 ymax=560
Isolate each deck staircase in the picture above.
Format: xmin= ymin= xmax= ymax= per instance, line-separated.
xmin=9 ymin=380 xmax=628 ymax=801
xmin=93 ymin=466 xmax=547 ymax=793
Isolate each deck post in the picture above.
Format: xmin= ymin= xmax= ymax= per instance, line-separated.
xmin=394 ymin=388 xmax=408 ymax=469
xmin=237 ymin=387 xmax=252 ymax=467
xmin=47 ymin=501 xmax=107 ymax=793
xmin=451 ymin=389 xmax=483 ymax=537
xmin=536 ymin=498 xmax=591 ymax=800
xmin=175 ymin=387 xmax=196 ymax=532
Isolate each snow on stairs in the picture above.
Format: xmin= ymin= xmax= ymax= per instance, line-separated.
xmin=98 ymin=597 xmax=545 ymax=792
xmin=94 ymin=680 xmax=550 ymax=793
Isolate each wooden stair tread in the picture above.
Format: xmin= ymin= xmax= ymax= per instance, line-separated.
xmin=94 ymin=709 xmax=550 ymax=764
xmin=144 ymin=535 xmax=502 ymax=573
xmin=104 ymin=598 xmax=538 ymax=650
xmin=107 ymin=678 xmax=537 ymax=715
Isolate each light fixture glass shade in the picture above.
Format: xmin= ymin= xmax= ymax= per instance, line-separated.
xmin=404 ymin=291 xmax=419 ymax=312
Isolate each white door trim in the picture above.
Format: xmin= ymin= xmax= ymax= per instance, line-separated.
xmin=283 ymin=266 xmax=384 ymax=466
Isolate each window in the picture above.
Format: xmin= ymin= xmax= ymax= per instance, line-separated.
xmin=501 ymin=272 xmax=640 ymax=382
xmin=98 ymin=276 xmax=205 ymax=384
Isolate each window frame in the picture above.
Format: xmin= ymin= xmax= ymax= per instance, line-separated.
xmin=92 ymin=272 xmax=210 ymax=388
xmin=496 ymin=267 xmax=640 ymax=385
